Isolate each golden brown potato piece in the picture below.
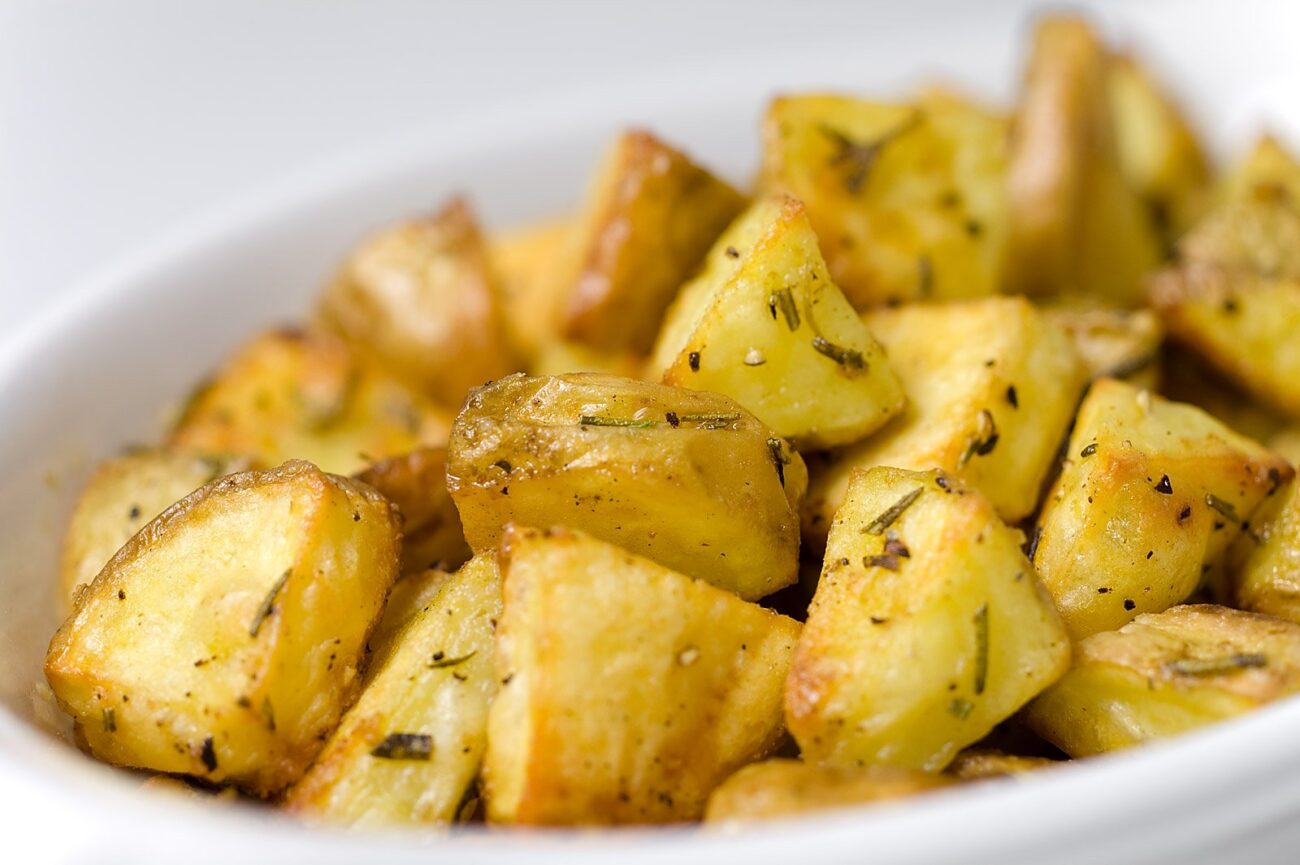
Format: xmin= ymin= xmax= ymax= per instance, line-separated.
xmin=483 ymin=526 xmax=800 ymax=825
xmin=1043 ymin=305 xmax=1163 ymax=389
xmin=171 ymin=329 xmax=451 ymax=476
xmin=1007 ymin=16 xmax=1162 ymax=304
xmin=354 ymin=447 xmax=469 ymax=576
xmin=317 ymin=198 xmax=519 ymax=408
xmin=1025 ymin=605 xmax=1300 ymax=756
xmin=44 ymin=461 xmax=400 ymax=795
xmin=285 ymin=555 xmax=500 ymax=827
xmin=447 ymin=373 xmax=806 ymax=601
xmin=787 ymin=468 xmax=1070 ymax=771
xmin=703 ymin=759 xmax=951 ymax=823
xmin=489 ymin=216 xmax=579 ymax=361
xmin=59 ymin=449 xmax=253 ymax=614
xmin=1106 ymin=53 xmax=1208 ymax=241
xmin=1032 ymin=378 xmax=1291 ymax=639
xmin=365 ymin=567 xmax=453 ymax=674
xmin=1220 ymin=135 xmax=1300 ymax=205
xmin=946 ymin=750 xmax=1060 ymax=781
xmin=651 ymin=196 xmax=905 ymax=449
xmin=559 ymin=130 xmax=746 ymax=354
xmin=760 ymin=91 xmax=1009 ymax=308
xmin=804 ymin=297 xmax=1087 ymax=544
xmin=1227 ymin=432 xmax=1300 ymax=622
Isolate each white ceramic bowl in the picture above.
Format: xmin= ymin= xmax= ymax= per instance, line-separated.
xmin=5 ymin=4 xmax=1300 ymax=863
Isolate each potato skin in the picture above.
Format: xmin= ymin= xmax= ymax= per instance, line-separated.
xmin=285 ymin=555 xmax=500 ymax=827
xmin=318 ymin=198 xmax=519 ymax=408
xmin=760 ymin=91 xmax=1009 ymax=308
xmin=804 ymin=297 xmax=1087 ymax=544
xmin=44 ymin=460 xmax=400 ymax=795
xmin=171 ymin=328 xmax=451 ymax=476
xmin=1026 ymin=604 xmax=1300 ymax=756
xmin=704 ymin=759 xmax=951 ymax=823
xmin=484 ymin=525 xmax=800 ymax=825
xmin=1033 ymin=378 xmax=1292 ymax=639
xmin=59 ymin=448 xmax=253 ymax=614
xmin=354 ymin=447 xmax=470 ymax=576
xmin=559 ymin=130 xmax=746 ymax=354
xmin=652 ymin=196 xmax=905 ymax=449
xmin=788 ymin=468 xmax=1070 ymax=772
xmin=447 ymin=372 xmax=806 ymax=601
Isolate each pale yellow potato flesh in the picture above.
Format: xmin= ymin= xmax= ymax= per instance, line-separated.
xmin=488 ymin=215 xmax=579 ymax=361
xmin=484 ymin=526 xmax=800 ymax=825
xmin=787 ymin=467 xmax=1070 ymax=772
xmin=44 ymin=461 xmax=400 ymax=795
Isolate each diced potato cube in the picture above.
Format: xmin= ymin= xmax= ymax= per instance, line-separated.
xmin=354 ymin=447 xmax=470 ymax=576
xmin=447 ymin=372 xmax=806 ymax=600
xmin=760 ymin=91 xmax=1009 ymax=308
xmin=804 ymin=297 xmax=1087 ymax=544
xmin=317 ymin=198 xmax=519 ymax=408
xmin=651 ymin=196 xmax=905 ymax=448
xmin=488 ymin=215 xmax=579 ymax=361
xmin=1043 ymin=305 xmax=1163 ymax=389
xmin=558 ymin=130 xmax=746 ymax=354
xmin=285 ymin=555 xmax=500 ymax=827
xmin=1007 ymin=15 xmax=1162 ymax=304
xmin=1025 ymin=604 xmax=1300 ymax=756
xmin=59 ymin=448 xmax=253 ymax=613
xmin=787 ymin=467 xmax=1070 ymax=771
xmin=44 ymin=461 xmax=400 ymax=795
xmin=171 ymin=329 xmax=451 ymax=476
xmin=1032 ymin=378 xmax=1292 ymax=639
xmin=484 ymin=526 xmax=800 ymax=825
xmin=703 ymin=759 xmax=951 ymax=823
xmin=946 ymin=749 xmax=1061 ymax=781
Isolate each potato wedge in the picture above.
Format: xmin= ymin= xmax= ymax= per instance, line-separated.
xmin=559 ymin=130 xmax=746 ymax=354
xmin=759 ymin=91 xmax=1009 ymax=308
xmin=1106 ymin=53 xmax=1208 ymax=241
xmin=1007 ymin=15 xmax=1162 ymax=304
xmin=1032 ymin=378 xmax=1292 ymax=639
xmin=59 ymin=448 xmax=253 ymax=613
xmin=44 ymin=461 xmax=400 ymax=795
xmin=1043 ymin=305 xmax=1163 ymax=389
xmin=285 ymin=555 xmax=500 ymax=827
xmin=787 ymin=467 xmax=1070 ymax=771
xmin=484 ymin=526 xmax=800 ymax=825
xmin=365 ymin=568 xmax=453 ymax=674
xmin=946 ymin=749 xmax=1060 ymax=781
xmin=171 ymin=329 xmax=451 ymax=476
xmin=354 ymin=447 xmax=470 ymax=576
xmin=489 ymin=216 xmax=579 ymax=361
xmin=1025 ymin=604 xmax=1300 ymax=756
xmin=447 ymin=372 xmax=806 ymax=600
xmin=317 ymin=198 xmax=519 ymax=408
xmin=703 ymin=759 xmax=951 ymax=823
xmin=803 ymin=297 xmax=1087 ymax=544
xmin=650 ymin=196 xmax=905 ymax=448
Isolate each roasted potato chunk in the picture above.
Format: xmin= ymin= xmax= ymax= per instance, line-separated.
xmin=1106 ymin=53 xmax=1208 ymax=241
xmin=558 ymin=130 xmax=746 ymax=354
xmin=1026 ymin=605 xmax=1300 ymax=756
xmin=59 ymin=448 xmax=253 ymax=613
xmin=1043 ymin=305 xmax=1163 ymax=388
xmin=946 ymin=749 xmax=1060 ymax=781
xmin=447 ymin=373 xmax=806 ymax=600
xmin=787 ymin=468 xmax=1070 ymax=771
xmin=1220 ymin=135 xmax=1300 ymax=205
xmin=1227 ymin=433 xmax=1300 ymax=622
xmin=1007 ymin=16 xmax=1162 ymax=304
xmin=354 ymin=447 xmax=469 ymax=576
xmin=317 ymin=198 xmax=519 ymax=408
xmin=1033 ymin=378 xmax=1291 ymax=639
xmin=651 ymin=196 xmax=905 ymax=448
xmin=804 ymin=297 xmax=1087 ymax=544
xmin=365 ymin=567 xmax=452 ymax=673
xmin=285 ymin=555 xmax=500 ymax=827
xmin=44 ymin=461 xmax=400 ymax=795
xmin=489 ymin=216 xmax=578 ymax=361
xmin=484 ymin=526 xmax=800 ymax=825
xmin=760 ymin=91 xmax=1009 ymax=308
xmin=171 ymin=329 xmax=451 ymax=476
xmin=704 ymin=759 xmax=951 ymax=823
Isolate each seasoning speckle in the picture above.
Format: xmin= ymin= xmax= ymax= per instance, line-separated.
xmin=1154 ymin=475 xmax=1173 ymax=495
